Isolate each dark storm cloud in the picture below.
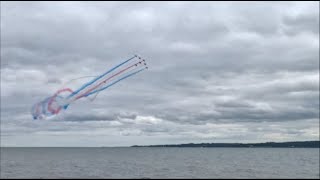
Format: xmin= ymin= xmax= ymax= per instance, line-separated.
xmin=1 ymin=1 xmax=319 ymax=146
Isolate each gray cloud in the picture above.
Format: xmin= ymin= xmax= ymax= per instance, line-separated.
xmin=283 ymin=12 xmax=319 ymax=36
xmin=1 ymin=1 xmax=319 ymax=146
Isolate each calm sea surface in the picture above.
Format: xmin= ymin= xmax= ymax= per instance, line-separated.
xmin=1 ymin=147 xmax=319 ymax=179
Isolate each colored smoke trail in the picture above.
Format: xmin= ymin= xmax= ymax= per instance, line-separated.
xmin=31 ymin=55 xmax=148 ymax=120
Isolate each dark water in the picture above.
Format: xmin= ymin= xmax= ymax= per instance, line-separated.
xmin=1 ymin=147 xmax=319 ymax=179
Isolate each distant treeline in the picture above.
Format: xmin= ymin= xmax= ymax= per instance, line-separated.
xmin=132 ymin=141 xmax=320 ymax=148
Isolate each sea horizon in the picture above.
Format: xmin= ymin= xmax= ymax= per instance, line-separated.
xmin=1 ymin=140 xmax=319 ymax=148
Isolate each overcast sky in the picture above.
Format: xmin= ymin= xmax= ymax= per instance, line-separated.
xmin=1 ymin=1 xmax=319 ymax=147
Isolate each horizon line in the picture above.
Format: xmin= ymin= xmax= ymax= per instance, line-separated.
xmin=1 ymin=140 xmax=319 ymax=148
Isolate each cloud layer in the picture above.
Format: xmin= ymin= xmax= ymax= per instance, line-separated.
xmin=1 ymin=2 xmax=319 ymax=146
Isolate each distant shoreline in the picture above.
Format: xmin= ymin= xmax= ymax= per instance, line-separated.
xmin=131 ymin=141 xmax=320 ymax=148
xmin=1 ymin=141 xmax=319 ymax=148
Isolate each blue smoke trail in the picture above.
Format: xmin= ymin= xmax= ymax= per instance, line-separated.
xmin=83 ymin=67 xmax=146 ymax=97
xmin=67 ymin=55 xmax=137 ymax=98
